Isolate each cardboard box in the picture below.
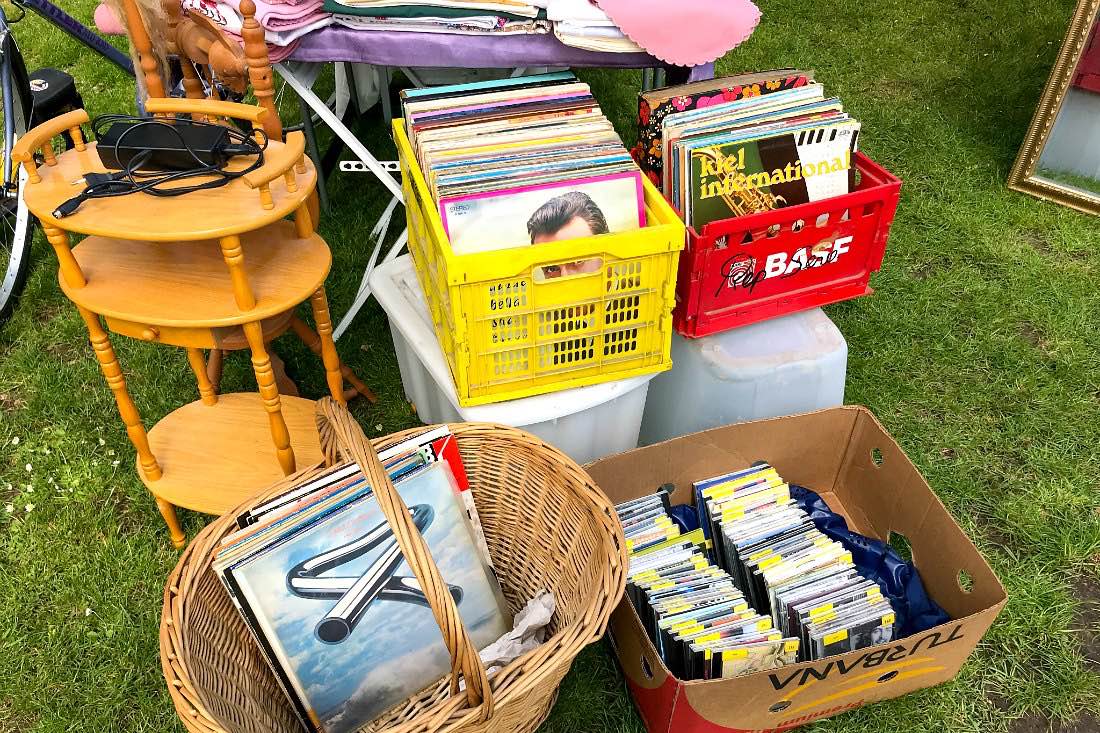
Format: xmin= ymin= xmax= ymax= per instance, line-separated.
xmin=587 ymin=406 xmax=1006 ymax=733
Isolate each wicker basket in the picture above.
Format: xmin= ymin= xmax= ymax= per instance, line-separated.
xmin=160 ymin=399 xmax=627 ymax=733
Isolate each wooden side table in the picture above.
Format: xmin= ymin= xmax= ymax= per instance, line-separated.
xmin=16 ymin=100 xmax=355 ymax=547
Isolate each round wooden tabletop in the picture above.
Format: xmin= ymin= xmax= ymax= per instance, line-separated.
xmin=23 ymin=141 xmax=317 ymax=241
xmin=141 ymin=392 xmax=324 ymax=515
xmin=61 ymin=220 xmax=331 ymax=327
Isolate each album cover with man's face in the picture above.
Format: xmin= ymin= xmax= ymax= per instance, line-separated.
xmin=439 ymin=170 xmax=645 ymax=255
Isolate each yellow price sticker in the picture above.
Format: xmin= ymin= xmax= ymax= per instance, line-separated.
xmin=756 ymin=619 xmax=773 ymax=631
xmin=784 ymin=640 xmax=800 ymax=653
xmin=824 ymin=629 xmax=849 ymax=645
xmin=696 ymin=632 xmax=721 ymax=643
xmin=722 ymin=649 xmax=749 ymax=660
xmin=882 ymin=613 xmax=896 ymax=626
xmin=809 ymin=603 xmax=834 ymax=618
xmin=720 ymin=506 xmax=746 ymax=520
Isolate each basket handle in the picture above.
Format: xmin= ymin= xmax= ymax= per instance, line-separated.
xmin=314 ymin=398 xmax=495 ymax=723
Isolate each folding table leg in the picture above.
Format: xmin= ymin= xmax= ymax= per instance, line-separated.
xmin=379 ymin=66 xmax=393 ymax=126
xmin=332 ymin=226 xmax=409 ymax=341
xmin=275 ymin=62 xmax=404 ymax=201
xmin=298 ymin=93 xmax=330 ymax=213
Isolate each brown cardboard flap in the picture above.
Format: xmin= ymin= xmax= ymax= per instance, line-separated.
xmin=586 ymin=429 xmax=752 ymax=505
xmin=836 ymin=409 xmax=1007 ymax=618
xmin=675 ymin=603 xmax=1005 ymax=731
xmin=588 ymin=409 xmax=862 ymax=506
xmin=609 ymin=603 xmax=671 ymax=691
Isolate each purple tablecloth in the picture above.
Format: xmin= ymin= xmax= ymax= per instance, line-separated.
xmin=289 ymin=26 xmax=714 ymax=78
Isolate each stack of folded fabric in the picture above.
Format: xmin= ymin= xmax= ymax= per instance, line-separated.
xmin=183 ymin=0 xmax=334 ymax=61
xmin=323 ymin=0 xmax=550 ymax=36
xmin=542 ymin=0 xmax=642 ymax=53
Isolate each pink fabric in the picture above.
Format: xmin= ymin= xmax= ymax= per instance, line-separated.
xmin=593 ymin=0 xmax=760 ymax=66
xmin=223 ymin=0 xmax=327 ymax=28
xmin=223 ymin=31 xmax=302 ymax=59
xmin=94 ymin=2 xmax=126 ymax=35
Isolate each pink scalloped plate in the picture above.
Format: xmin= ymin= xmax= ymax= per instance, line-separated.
xmin=594 ymin=0 xmax=761 ymax=67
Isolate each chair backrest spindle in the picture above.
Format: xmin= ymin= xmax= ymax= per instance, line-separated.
xmin=119 ymin=0 xmax=168 ymax=99
xmin=116 ymin=0 xmax=283 ymax=141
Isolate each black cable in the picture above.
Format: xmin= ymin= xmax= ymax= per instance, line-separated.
xmin=53 ymin=114 xmax=268 ymax=218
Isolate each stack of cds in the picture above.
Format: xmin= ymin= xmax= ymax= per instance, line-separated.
xmin=615 ymin=463 xmax=899 ymax=680
xmin=696 ymin=464 xmax=897 ymax=662
xmin=616 ymin=491 xmax=801 ymax=681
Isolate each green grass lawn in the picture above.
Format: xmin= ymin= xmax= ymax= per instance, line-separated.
xmin=2 ymin=1 xmax=1100 ymax=732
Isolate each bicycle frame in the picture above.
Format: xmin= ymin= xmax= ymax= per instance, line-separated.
xmin=18 ymin=0 xmax=134 ymax=76
xmin=0 ymin=8 xmax=17 ymax=190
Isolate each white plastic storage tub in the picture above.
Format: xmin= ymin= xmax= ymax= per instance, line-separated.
xmin=639 ymin=308 xmax=847 ymax=445
xmin=370 ymin=255 xmax=656 ymax=465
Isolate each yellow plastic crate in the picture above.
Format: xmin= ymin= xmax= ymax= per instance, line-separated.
xmin=394 ymin=119 xmax=685 ymax=407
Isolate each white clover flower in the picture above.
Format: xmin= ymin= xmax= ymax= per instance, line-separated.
xmin=98 ymin=438 xmax=106 ymax=446
xmin=24 ymin=503 xmax=34 ymax=513
xmin=4 ymin=504 xmax=13 ymax=514
xmin=10 ymin=436 xmax=19 ymax=445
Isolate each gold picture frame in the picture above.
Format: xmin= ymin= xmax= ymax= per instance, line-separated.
xmin=1008 ymin=0 xmax=1100 ymax=215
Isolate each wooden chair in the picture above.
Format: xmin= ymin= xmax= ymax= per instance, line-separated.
xmin=116 ymin=0 xmax=367 ymax=401
xmin=14 ymin=101 xmax=352 ymax=547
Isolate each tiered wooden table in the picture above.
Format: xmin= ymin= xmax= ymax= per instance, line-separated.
xmin=16 ymin=100 xmax=351 ymax=548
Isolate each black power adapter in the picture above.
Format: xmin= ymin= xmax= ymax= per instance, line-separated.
xmin=95 ymin=117 xmax=256 ymax=171
xmin=52 ymin=114 xmax=267 ymax=218
xmin=97 ymin=118 xmax=235 ymax=170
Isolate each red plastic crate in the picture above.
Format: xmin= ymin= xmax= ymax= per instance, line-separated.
xmin=673 ymin=152 xmax=902 ymax=338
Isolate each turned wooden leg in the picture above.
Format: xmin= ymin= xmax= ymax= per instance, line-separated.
xmin=155 ymin=497 xmax=186 ymax=549
xmin=219 ymin=235 xmax=257 ymax=311
xmin=76 ymin=306 xmax=162 ymax=481
xmin=307 ymin=191 xmax=321 ymax=234
xmin=42 ymin=223 xmax=86 ymax=289
xmin=290 ymin=316 xmax=377 ymax=403
xmin=307 ymin=288 xmax=347 ymax=406
xmin=295 ymin=199 xmax=315 ymax=239
xmin=242 ymin=320 xmax=296 ymax=475
xmin=206 ymin=349 xmax=224 ymax=393
xmin=186 ymin=348 xmax=218 ymax=406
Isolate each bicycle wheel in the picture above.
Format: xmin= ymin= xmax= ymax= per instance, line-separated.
xmin=0 ymin=27 xmax=33 ymax=327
